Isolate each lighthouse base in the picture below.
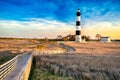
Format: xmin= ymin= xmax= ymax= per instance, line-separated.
xmin=75 ymin=35 xmax=82 ymax=42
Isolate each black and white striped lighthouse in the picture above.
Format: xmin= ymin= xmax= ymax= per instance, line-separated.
xmin=75 ymin=9 xmax=81 ymax=42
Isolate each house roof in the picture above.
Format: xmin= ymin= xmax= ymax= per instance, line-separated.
xmin=101 ymin=36 xmax=110 ymax=38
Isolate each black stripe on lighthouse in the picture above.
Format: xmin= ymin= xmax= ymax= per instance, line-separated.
xmin=76 ymin=21 xmax=80 ymax=26
xmin=76 ymin=11 xmax=81 ymax=16
xmin=76 ymin=31 xmax=81 ymax=35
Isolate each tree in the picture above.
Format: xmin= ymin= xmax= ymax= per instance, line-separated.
xmin=82 ymin=35 xmax=86 ymax=40
xmin=44 ymin=37 xmax=49 ymax=42
xmin=86 ymin=36 xmax=90 ymax=41
xmin=69 ymin=35 xmax=75 ymax=41
xmin=82 ymin=35 xmax=90 ymax=41
xmin=63 ymin=37 xmax=69 ymax=41
xmin=57 ymin=35 xmax=63 ymax=40
xmin=95 ymin=34 xmax=102 ymax=40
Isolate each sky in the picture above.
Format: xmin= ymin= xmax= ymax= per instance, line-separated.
xmin=0 ymin=0 xmax=120 ymax=39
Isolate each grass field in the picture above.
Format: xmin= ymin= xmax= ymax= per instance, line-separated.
xmin=0 ymin=38 xmax=120 ymax=80
xmin=32 ymin=42 xmax=120 ymax=80
xmin=64 ymin=42 xmax=120 ymax=55
xmin=29 ymin=60 xmax=73 ymax=80
xmin=0 ymin=38 xmax=40 ymax=52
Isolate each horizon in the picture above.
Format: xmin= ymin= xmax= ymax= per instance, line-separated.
xmin=0 ymin=0 xmax=120 ymax=39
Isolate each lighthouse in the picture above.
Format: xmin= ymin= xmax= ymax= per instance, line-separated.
xmin=75 ymin=9 xmax=82 ymax=42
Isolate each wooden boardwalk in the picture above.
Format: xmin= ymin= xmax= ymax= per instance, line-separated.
xmin=4 ymin=53 xmax=32 ymax=80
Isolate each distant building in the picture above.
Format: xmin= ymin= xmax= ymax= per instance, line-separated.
xmin=100 ymin=36 xmax=111 ymax=42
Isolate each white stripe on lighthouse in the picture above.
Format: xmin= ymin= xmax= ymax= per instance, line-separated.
xmin=76 ymin=26 xmax=81 ymax=30
xmin=76 ymin=16 xmax=81 ymax=21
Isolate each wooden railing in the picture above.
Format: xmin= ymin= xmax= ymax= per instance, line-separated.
xmin=0 ymin=52 xmax=33 ymax=80
xmin=0 ymin=55 xmax=18 ymax=80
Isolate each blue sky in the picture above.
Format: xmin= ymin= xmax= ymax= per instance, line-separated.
xmin=0 ymin=0 xmax=120 ymax=39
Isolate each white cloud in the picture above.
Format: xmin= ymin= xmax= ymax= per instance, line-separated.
xmin=0 ymin=18 xmax=75 ymax=38
xmin=0 ymin=18 xmax=119 ymax=39
xmin=82 ymin=21 xmax=120 ymax=39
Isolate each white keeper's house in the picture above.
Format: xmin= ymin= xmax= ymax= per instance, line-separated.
xmin=100 ymin=36 xmax=111 ymax=42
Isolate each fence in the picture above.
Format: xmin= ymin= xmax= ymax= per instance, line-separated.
xmin=0 ymin=52 xmax=33 ymax=80
xmin=0 ymin=55 xmax=18 ymax=80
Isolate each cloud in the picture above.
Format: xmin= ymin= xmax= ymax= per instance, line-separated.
xmin=0 ymin=18 xmax=120 ymax=39
xmin=0 ymin=18 xmax=75 ymax=38
xmin=82 ymin=21 xmax=120 ymax=39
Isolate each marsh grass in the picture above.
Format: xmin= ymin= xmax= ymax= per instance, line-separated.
xmin=34 ymin=54 xmax=120 ymax=80
xmin=29 ymin=58 xmax=73 ymax=80
xmin=35 ymin=42 xmax=65 ymax=51
xmin=30 ymin=42 xmax=120 ymax=80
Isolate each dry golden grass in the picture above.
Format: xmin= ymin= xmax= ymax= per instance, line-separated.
xmin=0 ymin=38 xmax=40 ymax=53
xmin=64 ymin=42 xmax=120 ymax=55
xmin=35 ymin=54 xmax=120 ymax=80
xmin=35 ymin=42 xmax=64 ymax=51
xmin=34 ymin=42 xmax=120 ymax=80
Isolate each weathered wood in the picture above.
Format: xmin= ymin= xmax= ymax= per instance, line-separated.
xmin=0 ymin=52 xmax=33 ymax=80
xmin=0 ymin=55 xmax=18 ymax=80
